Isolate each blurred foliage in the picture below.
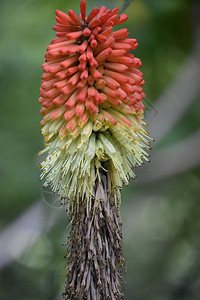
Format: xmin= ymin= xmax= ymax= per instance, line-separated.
xmin=0 ymin=0 xmax=200 ymax=299
xmin=123 ymin=172 xmax=200 ymax=300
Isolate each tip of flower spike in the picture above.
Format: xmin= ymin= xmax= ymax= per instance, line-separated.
xmin=80 ymin=0 xmax=86 ymax=21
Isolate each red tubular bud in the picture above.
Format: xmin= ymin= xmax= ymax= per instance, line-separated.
xmin=112 ymin=28 xmax=129 ymax=38
xmin=79 ymin=40 xmax=88 ymax=53
xmin=116 ymin=14 xmax=128 ymax=25
xmin=86 ymin=7 xmax=100 ymax=23
xmin=90 ymin=39 xmax=98 ymax=48
xmin=104 ymin=62 xmax=128 ymax=72
xmin=95 ymin=48 xmax=112 ymax=63
xmin=68 ymin=71 xmax=81 ymax=86
xmin=66 ymin=117 xmax=77 ymax=131
xmin=103 ymin=76 xmax=120 ymax=89
xmin=80 ymin=0 xmax=86 ymax=21
xmin=66 ymin=31 xmax=83 ymax=40
xmin=64 ymin=107 xmax=75 ymax=120
xmin=55 ymin=10 xmax=74 ymax=25
xmin=68 ymin=9 xmax=82 ymax=26
xmin=90 ymin=67 xmax=102 ymax=80
xmin=77 ymin=85 xmax=88 ymax=102
xmin=96 ymin=34 xmax=107 ymax=42
xmin=65 ymin=91 xmax=78 ymax=108
xmin=83 ymin=27 xmax=91 ymax=36
xmin=53 ymin=94 xmax=68 ymax=106
xmin=78 ymin=111 xmax=89 ymax=126
xmin=80 ymin=69 xmax=88 ymax=80
xmin=75 ymin=102 xmax=85 ymax=116
xmin=77 ymin=79 xmax=87 ymax=89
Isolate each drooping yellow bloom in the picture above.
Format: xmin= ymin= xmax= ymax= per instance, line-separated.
xmin=39 ymin=0 xmax=151 ymax=211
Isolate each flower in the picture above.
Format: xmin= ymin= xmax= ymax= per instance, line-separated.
xmin=39 ymin=0 xmax=151 ymax=211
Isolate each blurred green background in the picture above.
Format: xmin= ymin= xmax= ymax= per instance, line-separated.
xmin=0 ymin=0 xmax=200 ymax=299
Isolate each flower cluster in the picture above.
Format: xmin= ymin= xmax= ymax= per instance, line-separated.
xmin=39 ymin=0 xmax=151 ymax=210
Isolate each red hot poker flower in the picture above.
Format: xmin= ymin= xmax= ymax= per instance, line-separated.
xmin=39 ymin=0 xmax=151 ymax=210
xmin=39 ymin=1 xmax=152 ymax=299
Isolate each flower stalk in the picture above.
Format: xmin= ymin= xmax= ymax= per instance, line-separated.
xmin=64 ymin=167 xmax=124 ymax=299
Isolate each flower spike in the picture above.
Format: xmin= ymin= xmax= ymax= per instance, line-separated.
xmin=39 ymin=1 xmax=151 ymax=207
xmin=38 ymin=1 xmax=152 ymax=298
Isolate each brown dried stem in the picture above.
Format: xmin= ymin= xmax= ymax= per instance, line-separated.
xmin=63 ymin=169 xmax=125 ymax=299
